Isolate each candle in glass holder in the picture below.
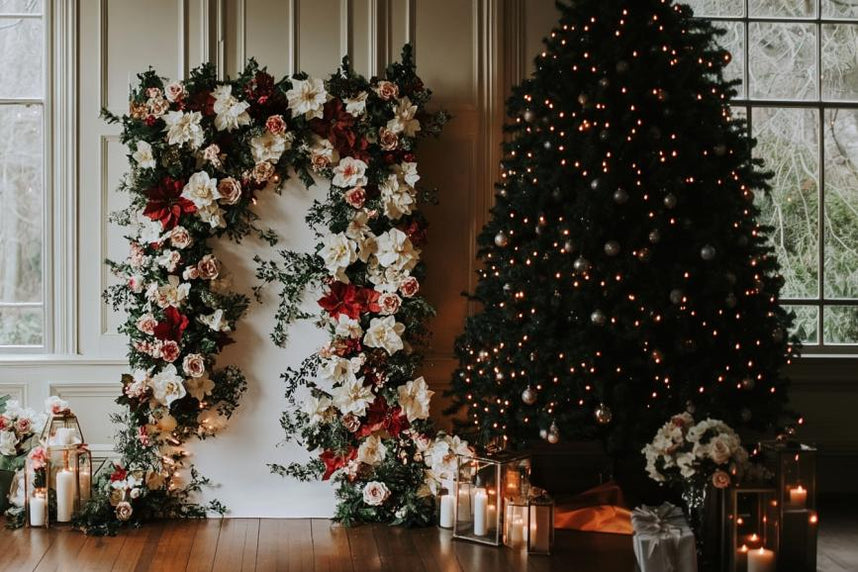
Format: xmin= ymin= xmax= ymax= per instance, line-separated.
xmin=457 ymin=483 xmax=472 ymax=521
xmin=56 ymin=467 xmax=76 ymax=522
xmin=29 ymin=491 xmax=47 ymax=527
xmin=439 ymin=493 xmax=454 ymax=529
xmin=747 ymin=547 xmax=775 ymax=572
xmin=788 ymin=485 xmax=807 ymax=508
xmin=473 ymin=489 xmax=488 ymax=536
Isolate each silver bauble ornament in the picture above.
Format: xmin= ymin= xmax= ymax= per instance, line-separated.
xmin=613 ymin=188 xmax=629 ymax=204
xmin=503 ymin=283 xmax=512 ymax=293
xmin=648 ymin=229 xmax=661 ymax=243
xmin=547 ymin=422 xmax=560 ymax=444
xmin=741 ymin=377 xmax=755 ymax=390
xmin=595 ymin=403 xmax=613 ymax=425
xmin=523 ymin=109 xmax=535 ymax=122
xmin=563 ymin=240 xmax=575 ymax=254
xmin=701 ymin=244 xmax=717 ymax=260
xmin=604 ymin=240 xmax=621 ymax=256
xmin=590 ymin=310 xmax=607 ymax=325
xmin=670 ymin=289 xmax=684 ymax=305
xmin=539 ymin=428 xmax=549 ymax=440
xmin=543 ymin=140 xmax=553 ymax=150
xmin=664 ymin=193 xmax=678 ymax=209
xmin=573 ymin=256 xmax=591 ymax=273
xmin=590 ymin=178 xmax=601 ymax=191
xmin=521 ymin=386 xmax=538 ymax=405
xmin=494 ymin=231 xmax=509 ymax=247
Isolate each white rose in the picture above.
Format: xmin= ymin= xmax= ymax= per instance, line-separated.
xmin=332 ymin=157 xmax=369 ymax=188
xmin=357 ymin=435 xmax=387 ymax=466
xmin=165 ymin=82 xmax=186 ymax=103
xmin=378 ymin=292 xmax=401 ymax=315
xmin=169 ymin=226 xmax=192 ymax=249
xmin=181 ymin=171 xmax=221 ymax=208
xmin=319 ymin=233 xmax=357 ymax=279
xmin=397 ymin=376 xmax=433 ymax=422
xmin=136 ymin=314 xmax=158 ymax=335
xmin=363 ymin=315 xmax=405 ymax=355
xmin=163 ymin=110 xmax=204 ymax=149
xmin=251 ymin=132 xmax=291 ymax=164
xmin=362 ymin=481 xmax=390 ymax=506
xmin=286 ymin=78 xmax=327 ymax=120
xmin=132 ymin=141 xmax=156 ymax=170
xmin=182 ymin=353 xmax=206 ymax=378
xmin=149 ymin=364 xmax=187 ymax=407
xmin=211 ymin=85 xmax=251 ymax=132
xmin=331 ymin=377 xmax=375 ymax=417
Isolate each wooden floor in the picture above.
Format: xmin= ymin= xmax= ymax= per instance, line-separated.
xmin=0 ymin=519 xmax=634 ymax=572
xmin=0 ymin=509 xmax=854 ymax=572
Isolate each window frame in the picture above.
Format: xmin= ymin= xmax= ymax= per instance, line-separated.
xmin=703 ymin=1 xmax=858 ymax=354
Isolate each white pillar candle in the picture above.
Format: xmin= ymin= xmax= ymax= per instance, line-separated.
xmin=439 ymin=494 xmax=454 ymax=528
xmin=79 ymin=469 xmax=91 ymax=501
xmin=788 ymin=485 xmax=807 ymax=508
xmin=54 ymin=428 xmax=74 ymax=446
xmin=55 ymin=468 xmax=76 ymax=522
xmin=29 ymin=494 xmax=46 ymax=527
xmin=456 ymin=483 xmax=472 ymax=521
xmin=487 ymin=503 xmax=497 ymax=530
xmin=747 ymin=547 xmax=776 ymax=572
xmin=473 ymin=489 xmax=488 ymax=536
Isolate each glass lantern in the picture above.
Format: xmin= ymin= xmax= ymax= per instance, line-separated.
xmin=40 ymin=410 xmax=84 ymax=448
xmin=452 ymin=450 xmax=531 ymax=545
xmin=760 ymin=441 xmax=817 ymax=572
xmin=527 ymin=491 xmax=555 ymax=555
xmin=723 ymin=486 xmax=778 ymax=572
xmin=503 ymin=496 xmax=529 ymax=549
xmin=24 ymin=444 xmax=92 ymax=527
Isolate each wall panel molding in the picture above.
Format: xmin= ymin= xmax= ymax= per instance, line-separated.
xmin=0 ymin=383 xmax=27 ymax=404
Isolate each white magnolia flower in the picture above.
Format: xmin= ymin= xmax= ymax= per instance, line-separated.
xmin=286 ymin=78 xmax=327 ymax=119
xmin=396 ymin=162 xmax=420 ymax=187
xmin=136 ymin=212 xmax=163 ymax=244
xmin=148 ymin=275 xmax=190 ymax=309
xmin=363 ymin=315 xmax=405 ymax=355
xmin=386 ymin=97 xmax=420 ymax=137
xmin=344 ymin=91 xmax=368 ymax=116
xmin=302 ymin=394 xmax=333 ymax=425
xmin=331 ymin=376 xmax=375 ymax=417
xmin=196 ymin=202 xmax=227 ymax=229
xmin=212 ymin=85 xmax=251 ymax=132
xmin=362 ymin=481 xmax=390 ymax=506
xmin=380 ymin=173 xmax=415 ymax=220
xmin=366 ymin=261 xmax=408 ymax=293
xmin=345 ymin=211 xmax=372 ymax=240
xmin=184 ymin=376 xmax=215 ymax=402
xmin=163 ymin=110 xmax=205 ymax=149
xmin=334 ymin=315 xmax=363 ymax=339
xmin=251 ymin=132 xmax=291 ymax=164
xmin=375 ymin=228 xmax=419 ymax=272
xmin=199 ymin=309 xmax=231 ymax=332
xmin=319 ymin=233 xmax=357 ymax=280
xmin=397 ymin=376 xmax=433 ymax=422
xmin=132 ymin=141 xmax=156 ymax=170
xmin=181 ymin=171 xmax=221 ymax=209
xmin=321 ymin=355 xmax=363 ymax=385
xmin=150 ymin=364 xmax=187 ymax=407
xmin=0 ymin=431 xmax=18 ymax=456
xmin=357 ymin=434 xmax=387 ymax=466
xmin=332 ymin=157 xmax=368 ymax=188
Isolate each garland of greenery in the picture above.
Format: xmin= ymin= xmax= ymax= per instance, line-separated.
xmin=256 ymin=47 xmax=466 ymax=526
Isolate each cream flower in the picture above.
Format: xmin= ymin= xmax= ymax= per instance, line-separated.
xmin=321 ymin=355 xmax=363 ymax=385
xmin=387 ymin=97 xmax=420 ymax=137
xmin=375 ymin=228 xmax=419 ymax=272
xmin=196 ymin=202 xmax=227 ymax=229
xmin=344 ymin=91 xmax=368 ymax=116
xmin=334 ymin=315 xmax=362 ymax=339
xmin=199 ymin=309 xmax=231 ymax=332
xmin=184 ymin=376 xmax=215 ymax=401
xmin=396 ymin=161 xmax=420 ymax=187
xmin=332 ymin=157 xmax=368 ymax=188
xmin=251 ymin=132 xmax=291 ymax=164
xmin=362 ymin=481 xmax=390 ymax=506
xmin=380 ymin=173 xmax=415 ymax=220
xmin=132 ymin=141 xmax=156 ymax=170
xmin=331 ymin=377 xmax=375 ymax=417
xmin=149 ymin=275 xmax=190 ymax=308
xmin=181 ymin=171 xmax=221 ymax=208
xmin=212 ymin=85 xmax=251 ymax=132
xmin=310 ymin=137 xmax=338 ymax=172
xmin=286 ymin=78 xmax=327 ymax=119
xmin=302 ymin=394 xmax=333 ymax=425
xmin=319 ymin=233 xmax=357 ymax=280
xmin=363 ymin=315 xmax=405 ymax=355
xmin=0 ymin=431 xmax=18 ymax=456
xmin=397 ymin=377 xmax=433 ymax=422
xmin=163 ymin=110 xmax=204 ymax=148
xmin=182 ymin=353 xmax=206 ymax=378
xmin=357 ymin=434 xmax=387 ymax=466
xmin=150 ymin=364 xmax=187 ymax=407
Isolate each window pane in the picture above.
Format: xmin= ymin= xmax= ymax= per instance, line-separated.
xmin=0 ymin=17 xmax=43 ymax=98
xmin=685 ymin=0 xmax=744 ymax=17
xmin=823 ymin=306 xmax=858 ymax=344
xmin=822 ymin=24 xmax=858 ymax=102
xmin=0 ymin=105 xmax=42 ymax=306
xmin=0 ymin=306 xmax=42 ymax=346
xmin=749 ymin=0 xmax=817 ymax=18
xmin=0 ymin=0 xmax=41 ymax=13
xmin=823 ymin=109 xmax=858 ymax=299
xmin=822 ymin=0 xmax=858 ymax=18
xmin=753 ymin=107 xmax=820 ymax=298
xmin=712 ymin=21 xmax=746 ymax=98
xmin=749 ymin=23 xmax=818 ymax=101
xmin=789 ymin=305 xmax=819 ymax=344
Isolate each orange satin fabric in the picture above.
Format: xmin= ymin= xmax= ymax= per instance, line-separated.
xmin=554 ymin=481 xmax=634 ymax=535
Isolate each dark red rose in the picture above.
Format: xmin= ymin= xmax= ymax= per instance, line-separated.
xmin=320 ymin=447 xmax=356 ymax=481
xmin=153 ymin=306 xmax=189 ymax=342
xmin=187 ymin=90 xmax=215 ymax=115
xmin=144 ymin=115 xmax=158 ymax=127
xmin=403 ymin=219 xmax=429 ymax=248
xmin=144 ymin=177 xmax=196 ymax=230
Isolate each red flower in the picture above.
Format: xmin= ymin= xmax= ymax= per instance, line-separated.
xmin=354 ymin=287 xmax=381 ymax=315
xmin=356 ymin=397 xmax=410 ymax=438
xmin=187 ymin=90 xmax=215 ymax=116
xmin=110 ymin=466 xmax=128 ymax=482
xmin=320 ymin=447 xmax=356 ymax=481
xmin=310 ymin=99 xmax=370 ymax=162
xmin=153 ymin=306 xmax=189 ymax=342
xmin=318 ymin=282 xmax=380 ymax=319
xmin=143 ymin=177 xmax=196 ymax=230
xmin=402 ymin=219 xmax=429 ymax=248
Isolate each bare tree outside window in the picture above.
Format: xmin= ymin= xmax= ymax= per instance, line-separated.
xmin=686 ymin=0 xmax=858 ymax=348
xmin=0 ymin=0 xmax=45 ymax=348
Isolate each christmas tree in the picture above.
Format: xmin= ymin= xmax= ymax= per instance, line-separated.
xmin=448 ymin=0 xmax=799 ymax=453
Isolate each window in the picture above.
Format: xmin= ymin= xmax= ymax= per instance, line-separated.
xmin=0 ymin=0 xmax=46 ymax=349
xmin=689 ymin=0 xmax=858 ymax=350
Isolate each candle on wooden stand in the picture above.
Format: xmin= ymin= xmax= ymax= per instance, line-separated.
xmin=788 ymin=485 xmax=807 ymax=509
xmin=29 ymin=491 xmax=46 ymax=527
xmin=439 ymin=494 xmax=454 ymax=529
xmin=473 ymin=488 xmax=488 ymax=536
xmin=747 ymin=547 xmax=776 ymax=572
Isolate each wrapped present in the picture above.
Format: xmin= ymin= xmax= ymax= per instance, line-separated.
xmin=632 ymin=502 xmax=698 ymax=572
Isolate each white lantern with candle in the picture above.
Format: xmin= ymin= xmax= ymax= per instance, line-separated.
xmin=527 ymin=491 xmax=555 ymax=555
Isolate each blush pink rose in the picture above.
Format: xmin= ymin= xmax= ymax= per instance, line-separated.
xmin=375 ymin=81 xmax=399 ymax=101
xmin=218 ymin=177 xmax=242 ymax=205
xmin=252 ymin=162 xmax=275 ymax=183
xmin=169 ymin=226 xmax=192 ymax=249
xmin=182 ymin=353 xmax=206 ymax=378
xmin=399 ymin=276 xmax=420 ymax=298
xmin=165 ymin=82 xmax=186 ymax=103
xmin=160 ymin=340 xmax=180 ymax=363
xmin=711 ymin=470 xmax=731 ymax=489
xmin=266 ymin=114 xmax=287 ymax=134
xmin=136 ymin=314 xmax=158 ymax=335
xmin=378 ymin=127 xmax=399 ymax=151
xmin=378 ymin=292 xmax=401 ymax=315
xmin=197 ymin=254 xmax=221 ymax=280
xmin=344 ymin=187 xmax=366 ymax=209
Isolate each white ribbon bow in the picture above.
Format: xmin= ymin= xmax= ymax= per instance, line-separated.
xmin=632 ymin=502 xmax=693 ymax=572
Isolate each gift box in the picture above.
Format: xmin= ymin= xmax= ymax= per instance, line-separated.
xmin=632 ymin=502 xmax=698 ymax=572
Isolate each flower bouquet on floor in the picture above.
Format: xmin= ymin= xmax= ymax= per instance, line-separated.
xmin=642 ymin=413 xmax=750 ymax=558
xmin=0 ymin=397 xmax=47 ymax=518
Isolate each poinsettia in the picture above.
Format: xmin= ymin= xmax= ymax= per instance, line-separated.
xmin=153 ymin=306 xmax=189 ymax=342
xmin=356 ymin=396 xmax=409 ymax=439
xmin=143 ymin=177 xmax=196 ymax=230
xmin=320 ymin=447 xmax=357 ymax=481
xmin=318 ymin=282 xmax=380 ymax=319
xmin=310 ymin=99 xmax=369 ymax=162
